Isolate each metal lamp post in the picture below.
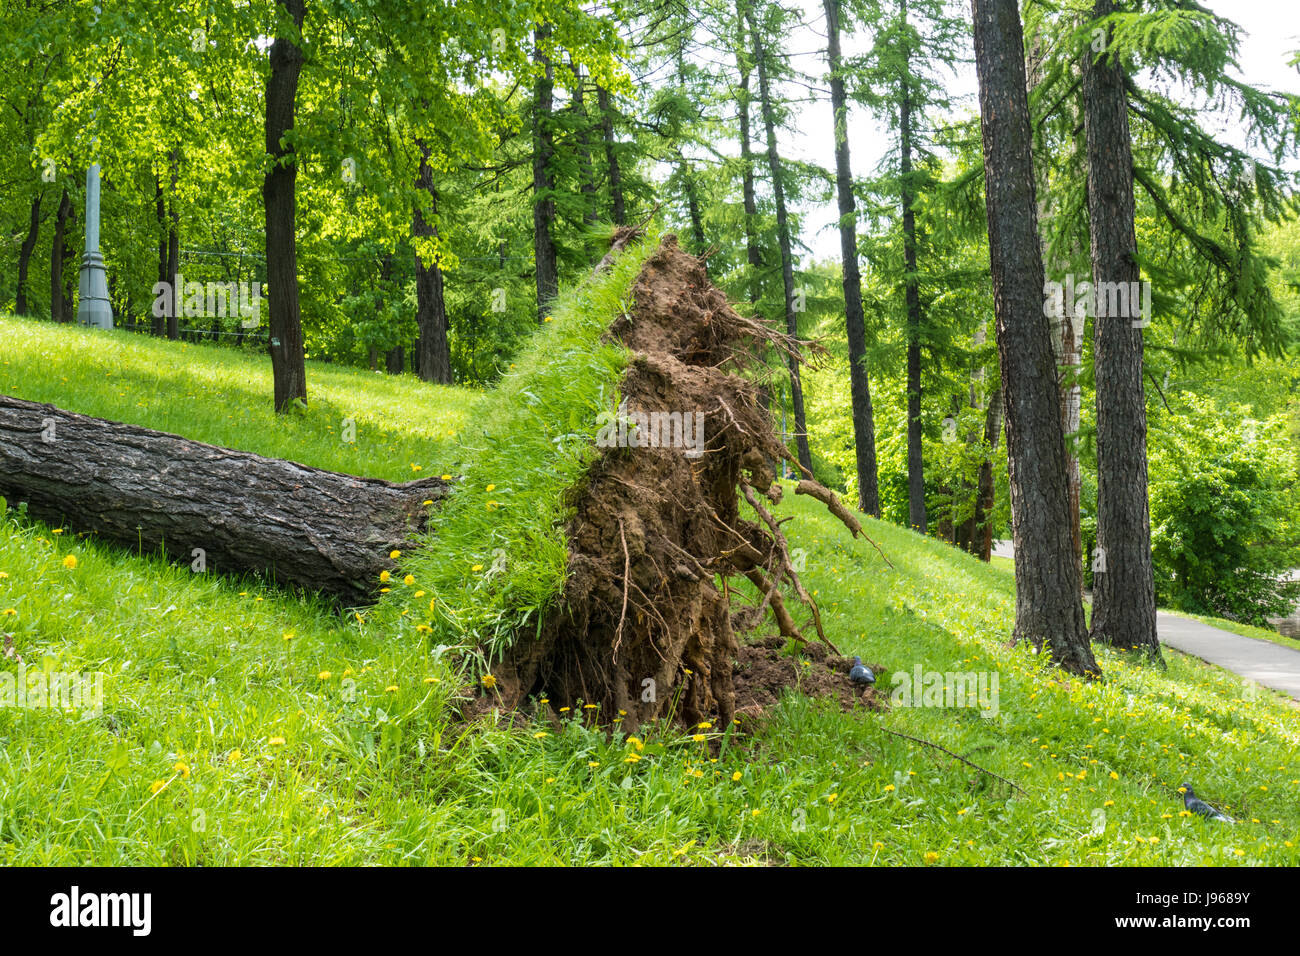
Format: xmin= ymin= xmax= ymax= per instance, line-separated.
xmin=76 ymin=162 xmax=113 ymax=329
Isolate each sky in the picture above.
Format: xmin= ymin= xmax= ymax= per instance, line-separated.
xmin=771 ymin=0 xmax=1300 ymax=262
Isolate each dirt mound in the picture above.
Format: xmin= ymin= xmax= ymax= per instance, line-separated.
xmin=732 ymin=636 xmax=888 ymax=718
xmin=481 ymin=235 xmax=883 ymax=732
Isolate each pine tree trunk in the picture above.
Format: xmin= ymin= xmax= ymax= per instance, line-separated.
xmin=15 ymin=193 xmax=41 ymax=316
xmin=824 ymin=0 xmax=881 ymax=516
xmin=900 ymin=67 xmax=926 ymax=533
xmin=166 ymin=149 xmax=181 ymax=341
xmin=532 ymin=26 xmax=559 ymax=323
xmin=971 ymin=0 xmax=1099 ymax=677
xmin=50 ymin=187 xmax=71 ymax=323
xmin=748 ymin=3 xmax=814 ymax=475
xmin=263 ymin=0 xmax=308 ymax=412
xmin=0 ymin=395 xmax=447 ymax=605
xmin=570 ymin=61 xmax=599 ymax=225
xmin=596 ymin=85 xmax=626 ymax=226
xmin=736 ymin=6 xmax=762 ymax=305
xmin=413 ymin=141 xmax=453 ymax=385
xmin=153 ymin=177 xmax=168 ymax=336
xmin=1082 ymin=0 xmax=1161 ymax=662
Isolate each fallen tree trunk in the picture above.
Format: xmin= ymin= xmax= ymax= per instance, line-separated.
xmin=0 ymin=396 xmax=448 ymax=604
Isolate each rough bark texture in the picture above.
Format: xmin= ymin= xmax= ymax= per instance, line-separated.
xmin=414 ymin=141 xmax=453 ymax=385
xmin=596 ymin=84 xmax=626 ymax=226
xmin=532 ymin=27 xmax=559 ymax=323
xmin=50 ymin=187 xmax=72 ymax=323
xmin=264 ymin=0 xmax=308 ymax=412
xmin=16 ymin=193 xmax=41 ymax=316
xmin=166 ymin=150 xmax=180 ymax=341
xmin=748 ymin=3 xmax=814 ymax=475
xmin=824 ymin=0 xmax=881 ymax=516
xmin=899 ymin=5 xmax=926 ymax=534
xmin=736 ymin=6 xmax=762 ymax=305
xmin=0 ymin=395 xmax=448 ymax=605
xmin=971 ymin=0 xmax=1099 ymax=677
xmin=1082 ymin=0 xmax=1162 ymax=662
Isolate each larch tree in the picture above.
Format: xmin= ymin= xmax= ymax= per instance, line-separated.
xmin=970 ymin=0 xmax=1099 ymax=678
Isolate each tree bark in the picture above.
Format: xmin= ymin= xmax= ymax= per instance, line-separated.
xmin=1082 ymin=0 xmax=1161 ymax=661
xmin=166 ymin=149 xmax=181 ymax=341
xmin=413 ymin=141 xmax=453 ymax=385
xmin=596 ymin=84 xmax=626 ymax=226
xmin=970 ymin=0 xmax=1098 ymax=677
xmin=747 ymin=2 xmax=814 ymax=475
xmin=263 ymin=0 xmax=308 ymax=411
xmin=736 ymin=4 xmax=762 ymax=306
xmin=569 ymin=60 xmax=599 ymax=225
xmin=0 ymin=395 xmax=448 ymax=605
xmin=50 ymin=187 xmax=72 ymax=323
xmin=532 ymin=26 xmax=559 ymax=323
xmin=824 ymin=0 xmax=881 ymax=516
xmin=899 ymin=11 xmax=926 ymax=533
xmin=16 ymin=193 xmax=41 ymax=316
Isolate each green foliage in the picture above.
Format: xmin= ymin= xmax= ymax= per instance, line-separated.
xmin=1148 ymin=397 xmax=1300 ymax=626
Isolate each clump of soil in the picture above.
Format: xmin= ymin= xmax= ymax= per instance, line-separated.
xmin=732 ymin=636 xmax=887 ymax=719
xmin=481 ymin=235 xmax=885 ymax=732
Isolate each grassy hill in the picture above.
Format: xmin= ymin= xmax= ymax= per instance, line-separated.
xmin=1 ymin=312 xmax=1298 ymax=865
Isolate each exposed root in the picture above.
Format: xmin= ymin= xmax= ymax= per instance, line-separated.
xmin=478 ymin=235 xmax=888 ymax=731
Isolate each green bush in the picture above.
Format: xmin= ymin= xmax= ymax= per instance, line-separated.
xmin=1148 ymin=397 xmax=1300 ymax=625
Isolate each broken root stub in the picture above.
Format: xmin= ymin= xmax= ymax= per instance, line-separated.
xmin=484 ymin=235 xmax=888 ymax=732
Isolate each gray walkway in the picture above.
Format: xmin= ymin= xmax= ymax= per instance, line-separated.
xmin=991 ymin=541 xmax=1300 ymax=700
xmin=1156 ymin=612 xmax=1300 ymax=700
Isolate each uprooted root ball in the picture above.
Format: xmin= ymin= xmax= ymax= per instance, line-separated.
xmin=481 ymin=235 xmax=883 ymax=732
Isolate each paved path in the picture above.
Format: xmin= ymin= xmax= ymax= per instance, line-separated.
xmin=1155 ymin=613 xmax=1300 ymax=700
xmin=991 ymin=541 xmax=1300 ymax=700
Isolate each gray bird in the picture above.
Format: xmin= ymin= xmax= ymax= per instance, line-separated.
xmin=1180 ymin=782 xmax=1235 ymax=823
xmin=849 ymin=656 xmax=875 ymax=688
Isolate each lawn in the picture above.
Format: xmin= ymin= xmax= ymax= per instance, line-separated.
xmin=1 ymin=313 xmax=1297 ymax=865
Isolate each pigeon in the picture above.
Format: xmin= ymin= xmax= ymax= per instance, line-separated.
xmin=1180 ymin=782 xmax=1235 ymax=823
xmin=848 ymin=656 xmax=876 ymax=688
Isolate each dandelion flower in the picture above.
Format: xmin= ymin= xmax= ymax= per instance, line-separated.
xmin=481 ymin=674 xmax=497 ymax=689
xmin=923 ymin=851 xmax=939 ymax=865
xmin=318 ymin=671 xmax=332 ymax=680
xmin=403 ymin=575 xmax=415 ymax=586
xmin=379 ymin=570 xmax=391 ymax=583
xmin=149 ymin=780 xmax=167 ymax=795
xmin=269 ymin=737 xmax=286 ymax=746
xmin=62 ymin=554 xmax=77 ymax=569
xmin=174 ymin=762 xmax=190 ymax=778
xmin=731 ymin=772 xmax=742 ymax=782
xmin=390 ymin=550 xmax=402 ymax=560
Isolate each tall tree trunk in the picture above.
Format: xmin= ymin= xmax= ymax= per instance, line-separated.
xmin=1082 ymin=0 xmax=1161 ymax=662
xmin=824 ymin=0 xmax=881 ymax=516
xmin=50 ymin=187 xmax=72 ymax=323
xmin=569 ymin=61 xmax=599 ymax=225
xmin=596 ymin=84 xmax=626 ymax=226
xmin=1027 ymin=26 xmax=1083 ymax=589
xmin=166 ymin=149 xmax=180 ymax=341
xmin=153 ymin=177 xmax=168 ymax=336
xmin=263 ymin=0 xmax=308 ymax=412
xmin=736 ymin=6 xmax=762 ymax=306
xmin=414 ymin=140 xmax=452 ymax=385
xmin=899 ymin=23 xmax=926 ymax=533
xmin=970 ymin=0 xmax=1098 ymax=677
xmin=748 ymin=3 xmax=814 ymax=475
xmin=15 ymin=193 xmax=41 ymax=316
xmin=532 ymin=26 xmax=559 ymax=323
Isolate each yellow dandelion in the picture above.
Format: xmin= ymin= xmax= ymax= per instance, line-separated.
xmin=269 ymin=737 xmax=286 ymax=746
xmin=149 ymin=780 xmax=167 ymax=795
xmin=486 ymin=484 xmax=496 ymax=492
xmin=403 ymin=574 xmax=415 ymax=586
xmin=923 ymin=851 xmax=940 ymax=865
xmin=390 ymin=550 xmax=402 ymax=560
xmin=62 ymin=554 xmax=77 ymax=569
xmin=883 ymin=784 xmax=895 ymax=792
xmin=481 ymin=674 xmax=497 ymax=689
xmin=318 ymin=670 xmax=332 ymax=680
xmin=173 ymin=762 xmax=190 ymax=778
xmin=533 ymin=731 xmax=549 ymax=739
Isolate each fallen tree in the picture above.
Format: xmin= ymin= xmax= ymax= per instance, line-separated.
xmin=0 ymin=397 xmax=447 ymax=604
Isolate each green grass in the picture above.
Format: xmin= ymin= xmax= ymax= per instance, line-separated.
xmin=0 ymin=314 xmax=477 ymax=480
xmin=2 ymin=312 xmax=1298 ymax=865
